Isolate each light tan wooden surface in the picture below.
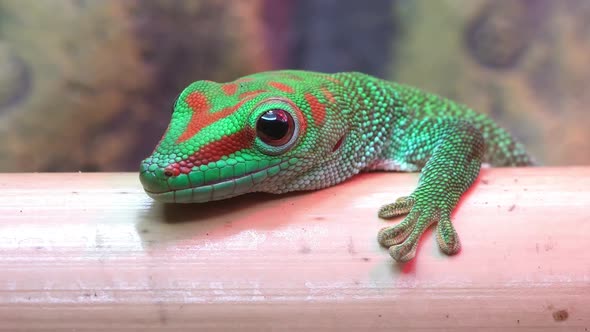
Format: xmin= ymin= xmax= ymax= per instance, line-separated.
xmin=0 ymin=167 xmax=589 ymax=331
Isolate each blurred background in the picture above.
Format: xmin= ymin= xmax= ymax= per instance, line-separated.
xmin=0 ymin=0 xmax=588 ymax=172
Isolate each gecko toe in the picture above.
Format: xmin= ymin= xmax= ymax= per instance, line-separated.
xmin=389 ymin=241 xmax=418 ymax=262
xmin=378 ymin=196 xmax=415 ymax=218
xmin=377 ymin=210 xmax=419 ymax=247
xmin=436 ymin=216 xmax=461 ymax=255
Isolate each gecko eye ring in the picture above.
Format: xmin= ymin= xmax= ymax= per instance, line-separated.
xmin=250 ymin=98 xmax=303 ymax=156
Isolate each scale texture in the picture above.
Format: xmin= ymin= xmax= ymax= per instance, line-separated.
xmin=140 ymin=70 xmax=533 ymax=262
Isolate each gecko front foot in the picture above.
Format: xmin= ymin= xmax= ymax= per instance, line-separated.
xmin=377 ymin=195 xmax=461 ymax=262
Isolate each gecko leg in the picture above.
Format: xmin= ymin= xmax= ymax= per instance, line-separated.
xmin=376 ymin=120 xmax=484 ymax=262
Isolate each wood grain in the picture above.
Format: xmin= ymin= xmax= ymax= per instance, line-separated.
xmin=0 ymin=168 xmax=589 ymax=331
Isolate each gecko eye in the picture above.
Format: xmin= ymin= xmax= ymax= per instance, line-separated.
xmin=256 ymin=109 xmax=295 ymax=146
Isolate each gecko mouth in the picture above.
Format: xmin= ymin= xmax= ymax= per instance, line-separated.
xmin=141 ymin=160 xmax=290 ymax=203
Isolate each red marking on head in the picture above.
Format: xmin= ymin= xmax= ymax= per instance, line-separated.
xmin=176 ymin=92 xmax=210 ymax=142
xmin=186 ymin=91 xmax=210 ymax=110
xmin=166 ymin=128 xmax=255 ymax=175
xmin=177 ymin=92 xmax=258 ymax=143
xmin=305 ymin=93 xmax=326 ymax=127
xmin=268 ymin=81 xmax=294 ymax=93
xmin=321 ymin=87 xmax=336 ymax=104
xmin=239 ymin=90 xmax=266 ymax=99
xmin=222 ymin=83 xmax=238 ymax=96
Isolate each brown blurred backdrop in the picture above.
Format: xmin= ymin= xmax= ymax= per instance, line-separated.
xmin=0 ymin=0 xmax=588 ymax=172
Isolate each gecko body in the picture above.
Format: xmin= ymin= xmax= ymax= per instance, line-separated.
xmin=140 ymin=70 xmax=533 ymax=262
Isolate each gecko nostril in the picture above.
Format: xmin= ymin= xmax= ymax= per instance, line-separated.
xmin=163 ymin=165 xmax=181 ymax=177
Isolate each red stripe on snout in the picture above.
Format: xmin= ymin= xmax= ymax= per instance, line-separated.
xmin=167 ymin=128 xmax=256 ymax=174
xmin=177 ymin=92 xmax=260 ymax=143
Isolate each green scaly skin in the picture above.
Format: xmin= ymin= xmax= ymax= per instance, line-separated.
xmin=139 ymin=70 xmax=533 ymax=262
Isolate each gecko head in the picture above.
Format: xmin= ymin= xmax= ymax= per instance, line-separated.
xmin=139 ymin=71 xmax=348 ymax=203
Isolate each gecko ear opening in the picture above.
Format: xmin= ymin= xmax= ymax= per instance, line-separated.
xmin=332 ymin=134 xmax=346 ymax=152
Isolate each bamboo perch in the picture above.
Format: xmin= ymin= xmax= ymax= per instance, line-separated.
xmin=0 ymin=167 xmax=589 ymax=331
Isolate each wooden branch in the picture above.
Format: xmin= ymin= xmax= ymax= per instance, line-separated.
xmin=0 ymin=167 xmax=589 ymax=331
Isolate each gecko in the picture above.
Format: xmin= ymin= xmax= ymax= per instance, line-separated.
xmin=139 ymin=70 xmax=534 ymax=262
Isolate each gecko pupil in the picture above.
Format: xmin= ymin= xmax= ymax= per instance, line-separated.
xmin=256 ymin=109 xmax=294 ymax=146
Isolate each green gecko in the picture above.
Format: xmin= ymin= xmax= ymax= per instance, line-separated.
xmin=139 ymin=70 xmax=533 ymax=262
